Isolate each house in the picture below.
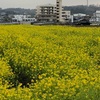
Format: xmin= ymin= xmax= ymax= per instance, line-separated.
xmin=90 ymin=11 xmax=100 ymax=25
xmin=73 ymin=13 xmax=86 ymax=20
xmin=12 ymin=15 xmax=36 ymax=23
xmin=71 ymin=13 xmax=90 ymax=24
xmin=0 ymin=12 xmax=12 ymax=23
xmin=62 ymin=10 xmax=71 ymax=23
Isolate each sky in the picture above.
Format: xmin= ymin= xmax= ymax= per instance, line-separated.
xmin=0 ymin=0 xmax=100 ymax=9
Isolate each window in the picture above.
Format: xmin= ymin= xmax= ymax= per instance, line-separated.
xmin=62 ymin=12 xmax=65 ymax=14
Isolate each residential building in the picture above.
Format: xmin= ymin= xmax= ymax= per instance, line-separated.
xmin=36 ymin=0 xmax=71 ymax=23
xmin=73 ymin=13 xmax=86 ymax=19
xmin=36 ymin=4 xmax=56 ymax=22
xmin=71 ymin=13 xmax=87 ymax=23
xmin=0 ymin=12 xmax=12 ymax=23
xmin=90 ymin=11 xmax=100 ymax=24
xmin=12 ymin=15 xmax=36 ymax=23
xmin=62 ymin=11 xmax=71 ymax=22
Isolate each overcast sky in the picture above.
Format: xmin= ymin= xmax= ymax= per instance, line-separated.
xmin=0 ymin=0 xmax=100 ymax=9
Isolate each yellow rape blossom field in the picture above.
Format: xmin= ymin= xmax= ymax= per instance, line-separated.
xmin=0 ymin=25 xmax=100 ymax=100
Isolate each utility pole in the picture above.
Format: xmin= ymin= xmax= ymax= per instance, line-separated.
xmin=87 ymin=0 xmax=89 ymax=7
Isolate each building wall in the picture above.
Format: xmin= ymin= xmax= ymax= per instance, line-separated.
xmin=36 ymin=1 xmax=71 ymax=23
xmin=62 ymin=11 xmax=71 ymax=22
xmin=12 ymin=15 xmax=35 ymax=22
xmin=56 ymin=0 xmax=62 ymax=22
xmin=90 ymin=11 xmax=100 ymax=24
xmin=36 ymin=4 xmax=56 ymax=22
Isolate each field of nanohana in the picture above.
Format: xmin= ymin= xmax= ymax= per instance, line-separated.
xmin=0 ymin=25 xmax=100 ymax=100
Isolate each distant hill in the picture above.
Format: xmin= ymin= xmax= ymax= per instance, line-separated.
xmin=63 ymin=5 xmax=100 ymax=15
xmin=0 ymin=5 xmax=100 ymax=16
xmin=0 ymin=8 xmax=36 ymax=17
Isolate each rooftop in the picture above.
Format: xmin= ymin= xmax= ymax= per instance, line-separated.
xmin=38 ymin=4 xmax=56 ymax=7
xmin=96 ymin=11 xmax=100 ymax=13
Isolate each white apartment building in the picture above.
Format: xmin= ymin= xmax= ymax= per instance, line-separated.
xmin=90 ymin=11 xmax=100 ymax=24
xmin=36 ymin=4 xmax=56 ymax=22
xmin=62 ymin=11 xmax=71 ymax=22
xmin=36 ymin=0 xmax=71 ymax=23
xmin=12 ymin=15 xmax=36 ymax=22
